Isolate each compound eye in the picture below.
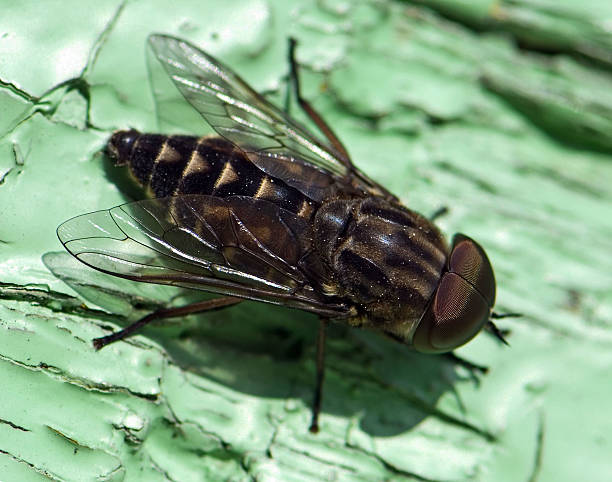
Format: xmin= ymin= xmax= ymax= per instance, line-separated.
xmin=412 ymin=273 xmax=490 ymax=353
xmin=449 ymin=234 xmax=496 ymax=307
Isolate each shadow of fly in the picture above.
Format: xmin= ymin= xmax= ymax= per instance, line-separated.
xmin=57 ymin=35 xmax=515 ymax=432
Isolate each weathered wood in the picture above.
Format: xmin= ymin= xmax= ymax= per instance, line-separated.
xmin=1 ymin=1 xmax=611 ymax=480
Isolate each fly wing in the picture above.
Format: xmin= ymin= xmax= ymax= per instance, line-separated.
xmin=57 ymin=195 xmax=348 ymax=318
xmin=148 ymin=34 xmax=350 ymax=177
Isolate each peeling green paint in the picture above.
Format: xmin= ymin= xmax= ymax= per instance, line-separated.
xmin=409 ymin=0 xmax=612 ymax=65
xmin=1 ymin=0 xmax=612 ymax=480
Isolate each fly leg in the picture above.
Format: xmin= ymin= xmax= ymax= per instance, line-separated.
xmin=309 ymin=318 xmax=328 ymax=433
xmin=286 ymin=38 xmax=352 ymax=167
xmin=286 ymin=39 xmax=396 ymax=199
xmin=429 ymin=206 xmax=449 ymax=222
xmin=445 ymin=352 xmax=488 ymax=375
xmin=92 ymin=297 xmax=242 ymax=350
xmin=487 ymin=312 xmax=521 ymax=345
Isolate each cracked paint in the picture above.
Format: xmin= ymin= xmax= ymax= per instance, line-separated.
xmin=1 ymin=0 xmax=612 ymax=481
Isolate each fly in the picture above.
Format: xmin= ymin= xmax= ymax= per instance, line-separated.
xmin=57 ymin=35 xmax=516 ymax=433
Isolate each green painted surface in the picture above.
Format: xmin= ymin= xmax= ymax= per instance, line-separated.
xmin=1 ymin=0 xmax=611 ymax=480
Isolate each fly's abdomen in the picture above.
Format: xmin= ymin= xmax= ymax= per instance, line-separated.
xmin=107 ymin=130 xmax=316 ymax=218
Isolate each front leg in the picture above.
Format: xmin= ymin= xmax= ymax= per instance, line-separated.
xmin=445 ymin=352 xmax=488 ymax=375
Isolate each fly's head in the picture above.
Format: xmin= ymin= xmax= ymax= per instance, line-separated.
xmin=411 ymin=233 xmax=496 ymax=353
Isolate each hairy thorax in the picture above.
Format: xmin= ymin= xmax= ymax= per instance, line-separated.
xmin=313 ymin=197 xmax=449 ymax=335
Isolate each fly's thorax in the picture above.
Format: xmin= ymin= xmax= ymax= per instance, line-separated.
xmin=313 ymin=197 xmax=448 ymax=331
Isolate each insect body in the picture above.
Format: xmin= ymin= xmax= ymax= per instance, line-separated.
xmin=58 ymin=35 xmax=504 ymax=432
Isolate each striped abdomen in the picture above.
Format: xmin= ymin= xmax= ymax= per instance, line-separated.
xmin=313 ymin=197 xmax=448 ymax=333
xmin=107 ymin=130 xmax=317 ymax=219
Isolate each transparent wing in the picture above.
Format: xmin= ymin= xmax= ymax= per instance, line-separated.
xmin=57 ymin=195 xmax=348 ymax=318
xmin=148 ymin=34 xmax=350 ymax=177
